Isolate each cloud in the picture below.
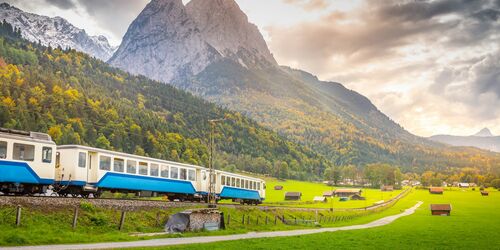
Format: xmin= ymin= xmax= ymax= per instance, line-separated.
xmin=268 ymin=0 xmax=500 ymax=136
xmin=282 ymin=0 xmax=329 ymax=11
xmin=45 ymin=0 xmax=75 ymax=9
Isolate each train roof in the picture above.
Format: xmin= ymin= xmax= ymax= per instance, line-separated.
xmin=215 ymin=169 xmax=265 ymax=182
xmin=0 ymin=128 xmax=55 ymax=145
xmin=57 ymin=144 xmax=206 ymax=170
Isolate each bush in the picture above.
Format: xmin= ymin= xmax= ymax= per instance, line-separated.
xmin=80 ymin=201 xmax=96 ymax=212
xmin=491 ymin=179 xmax=500 ymax=189
xmin=89 ymin=213 xmax=108 ymax=226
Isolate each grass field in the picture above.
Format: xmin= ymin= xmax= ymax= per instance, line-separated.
xmin=262 ymin=178 xmax=403 ymax=208
xmin=145 ymin=188 xmax=500 ymax=250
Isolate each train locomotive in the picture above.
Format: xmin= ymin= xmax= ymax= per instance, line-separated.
xmin=0 ymin=129 xmax=265 ymax=204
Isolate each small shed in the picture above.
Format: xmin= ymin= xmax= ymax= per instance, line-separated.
xmin=313 ymin=196 xmax=327 ymax=202
xmin=334 ymin=189 xmax=361 ymax=197
xmin=274 ymin=185 xmax=283 ymax=190
xmin=323 ymin=191 xmax=334 ymax=197
xmin=429 ymin=187 xmax=444 ymax=194
xmin=481 ymin=191 xmax=489 ymax=196
xmin=430 ymin=204 xmax=452 ymax=216
xmin=285 ymin=192 xmax=302 ymax=200
xmin=351 ymin=194 xmax=366 ymax=200
xmin=381 ymin=185 xmax=394 ymax=192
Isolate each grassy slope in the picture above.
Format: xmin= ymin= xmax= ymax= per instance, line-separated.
xmin=149 ymin=188 xmax=500 ymax=250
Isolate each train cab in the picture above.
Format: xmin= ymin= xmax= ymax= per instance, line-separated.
xmin=0 ymin=128 xmax=56 ymax=194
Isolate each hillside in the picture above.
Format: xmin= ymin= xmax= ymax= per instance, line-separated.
xmin=108 ymin=0 xmax=500 ymax=173
xmin=0 ymin=23 xmax=332 ymax=180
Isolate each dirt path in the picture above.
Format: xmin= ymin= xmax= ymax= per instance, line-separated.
xmin=2 ymin=201 xmax=423 ymax=250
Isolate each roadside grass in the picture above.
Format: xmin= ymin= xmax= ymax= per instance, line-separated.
xmin=0 ymin=188 xmax=414 ymax=246
xmin=142 ymin=188 xmax=500 ymax=250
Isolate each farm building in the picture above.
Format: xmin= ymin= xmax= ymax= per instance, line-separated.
xmin=381 ymin=185 xmax=394 ymax=191
xmin=323 ymin=191 xmax=334 ymax=197
xmin=334 ymin=189 xmax=361 ymax=197
xmin=274 ymin=185 xmax=283 ymax=190
xmin=481 ymin=191 xmax=489 ymax=196
xmin=351 ymin=194 xmax=366 ymax=200
xmin=429 ymin=187 xmax=444 ymax=194
xmin=430 ymin=204 xmax=452 ymax=216
xmin=458 ymin=183 xmax=470 ymax=188
xmin=285 ymin=192 xmax=302 ymax=200
xmin=313 ymin=196 xmax=327 ymax=202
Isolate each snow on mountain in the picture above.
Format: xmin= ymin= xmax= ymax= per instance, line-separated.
xmin=0 ymin=2 xmax=115 ymax=61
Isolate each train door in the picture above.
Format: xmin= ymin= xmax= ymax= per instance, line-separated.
xmin=87 ymin=151 xmax=98 ymax=184
xmin=200 ymin=170 xmax=208 ymax=192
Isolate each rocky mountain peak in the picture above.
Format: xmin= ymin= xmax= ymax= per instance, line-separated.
xmin=0 ymin=3 xmax=115 ymax=61
xmin=474 ymin=128 xmax=494 ymax=137
xmin=186 ymin=0 xmax=277 ymax=66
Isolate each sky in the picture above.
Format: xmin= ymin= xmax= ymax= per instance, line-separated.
xmin=4 ymin=0 xmax=500 ymax=137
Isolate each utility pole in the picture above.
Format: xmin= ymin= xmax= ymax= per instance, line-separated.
xmin=208 ymin=118 xmax=225 ymax=208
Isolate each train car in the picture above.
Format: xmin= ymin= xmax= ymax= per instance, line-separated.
xmin=216 ymin=170 xmax=266 ymax=205
xmin=0 ymin=128 xmax=56 ymax=194
xmin=56 ymin=145 xmax=208 ymax=200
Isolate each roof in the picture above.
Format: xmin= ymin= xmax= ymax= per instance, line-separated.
xmin=323 ymin=191 xmax=334 ymax=196
xmin=334 ymin=189 xmax=361 ymax=193
xmin=0 ymin=128 xmax=55 ymax=144
xmin=313 ymin=196 xmax=327 ymax=201
xmin=430 ymin=204 xmax=452 ymax=211
xmin=285 ymin=192 xmax=302 ymax=197
xmin=458 ymin=183 xmax=470 ymax=186
xmin=429 ymin=187 xmax=444 ymax=192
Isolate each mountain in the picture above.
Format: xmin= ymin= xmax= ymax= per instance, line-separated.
xmin=0 ymin=24 xmax=332 ymax=180
xmin=429 ymin=128 xmax=500 ymax=152
xmin=110 ymin=0 xmax=500 ymax=171
xmin=0 ymin=2 xmax=115 ymax=61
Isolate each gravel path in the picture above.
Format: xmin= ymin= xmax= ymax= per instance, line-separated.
xmin=1 ymin=201 xmax=423 ymax=250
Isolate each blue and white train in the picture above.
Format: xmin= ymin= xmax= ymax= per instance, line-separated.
xmin=0 ymin=129 xmax=266 ymax=204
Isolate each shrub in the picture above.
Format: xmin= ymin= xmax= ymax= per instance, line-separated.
xmin=89 ymin=213 xmax=108 ymax=226
xmin=491 ymin=179 xmax=500 ymax=189
xmin=79 ymin=201 xmax=96 ymax=212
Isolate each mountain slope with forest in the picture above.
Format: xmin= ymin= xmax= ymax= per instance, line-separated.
xmin=0 ymin=21 xmax=332 ymax=180
xmin=109 ymin=0 xmax=500 ymax=173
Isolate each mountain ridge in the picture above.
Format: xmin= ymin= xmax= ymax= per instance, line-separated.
xmin=0 ymin=2 xmax=115 ymax=61
xmin=429 ymin=128 xmax=500 ymax=152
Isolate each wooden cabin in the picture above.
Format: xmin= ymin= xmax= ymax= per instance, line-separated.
xmin=284 ymin=192 xmax=302 ymax=201
xmin=334 ymin=189 xmax=361 ymax=197
xmin=430 ymin=204 xmax=452 ymax=216
xmin=429 ymin=187 xmax=444 ymax=194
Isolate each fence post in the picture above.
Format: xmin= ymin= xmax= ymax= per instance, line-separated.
xmin=15 ymin=206 xmax=21 ymax=227
xmin=242 ymin=215 xmax=245 ymax=225
xmin=119 ymin=211 xmax=126 ymax=231
xmin=294 ymin=217 xmax=297 ymax=224
xmin=227 ymin=214 xmax=230 ymax=225
xmin=256 ymin=216 xmax=259 ymax=225
xmin=265 ymin=216 xmax=268 ymax=225
xmin=72 ymin=207 xmax=79 ymax=229
xmin=274 ymin=216 xmax=277 ymax=225
xmin=247 ymin=215 xmax=250 ymax=225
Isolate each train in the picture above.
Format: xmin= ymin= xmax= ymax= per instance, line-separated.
xmin=0 ymin=128 xmax=266 ymax=204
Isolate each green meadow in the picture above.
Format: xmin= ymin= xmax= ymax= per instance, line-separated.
xmin=149 ymin=188 xmax=500 ymax=250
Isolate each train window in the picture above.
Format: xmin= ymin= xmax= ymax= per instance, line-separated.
xmin=160 ymin=165 xmax=169 ymax=178
xmin=179 ymin=168 xmax=187 ymax=180
xmin=127 ymin=160 xmax=137 ymax=174
xmin=113 ymin=158 xmax=124 ymax=172
xmin=0 ymin=141 xmax=7 ymax=159
xmin=188 ymin=169 xmax=196 ymax=181
xmin=150 ymin=164 xmax=159 ymax=177
xmin=236 ymin=178 xmax=241 ymax=188
xmin=99 ymin=156 xmax=111 ymax=171
xmin=257 ymin=182 xmax=261 ymax=190
xmin=221 ymin=175 xmax=226 ymax=185
xmin=254 ymin=182 xmax=257 ymax=190
xmin=138 ymin=162 xmax=148 ymax=175
xmin=42 ymin=147 xmax=52 ymax=163
xmin=251 ymin=181 xmax=255 ymax=190
xmin=246 ymin=180 xmax=249 ymax=189
xmin=13 ymin=143 xmax=35 ymax=161
xmin=78 ymin=152 xmax=86 ymax=168
xmin=232 ymin=177 xmax=235 ymax=187
xmin=170 ymin=167 xmax=179 ymax=179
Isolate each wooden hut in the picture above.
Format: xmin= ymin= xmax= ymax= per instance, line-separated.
xmin=350 ymin=194 xmax=366 ymax=200
xmin=284 ymin=192 xmax=302 ymax=200
xmin=381 ymin=185 xmax=394 ymax=192
xmin=430 ymin=204 xmax=452 ymax=216
xmin=334 ymin=189 xmax=361 ymax=197
xmin=429 ymin=187 xmax=444 ymax=194
xmin=481 ymin=191 xmax=489 ymax=196
xmin=274 ymin=185 xmax=283 ymax=190
xmin=323 ymin=191 xmax=334 ymax=197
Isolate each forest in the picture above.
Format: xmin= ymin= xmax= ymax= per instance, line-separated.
xmin=0 ymin=21 xmax=331 ymax=180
